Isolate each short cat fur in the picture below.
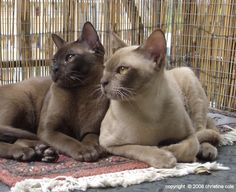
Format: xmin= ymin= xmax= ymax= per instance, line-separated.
xmin=37 ymin=22 xmax=109 ymax=162
xmin=99 ymin=29 xmax=220 ymax=168
xmin=167 ymin=67 xmax=220 ymax=160
xmin=0 ymin=76 xmax=58 ymax=161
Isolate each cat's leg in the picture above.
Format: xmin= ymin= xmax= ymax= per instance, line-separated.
xmin=0 ymin=125 xmax=38 ymax=142
xmin=196 ymin=128 xmax=221 ymax=145
xmin=0 ymin=121 xmax=36 ymax=161
xmin=104 ymin=145 xmax=177 ymax=168
xmin=14 ymin=139 xmax=58 ymax=162
xmin=178 ymin=69 xmax=209 ymax=132
xmin=196 ymin=127 xmax=221 ymax=161
xmin=0 ymin=142 xmax=36 ymax=161
xmin=38 ymin=93 xmax=106 ymax=162
xmin=197 ymin=142 xmax=218 ymax=160
xmin=161 ymin=134 xmax=199 ymax=162
xmin=81 ymin=133 xmax=106 ymax=161
xmin=181 ymin=75 xmax=220 ymax=161
xmin=38 ymin=130 xmax=102 ymax=162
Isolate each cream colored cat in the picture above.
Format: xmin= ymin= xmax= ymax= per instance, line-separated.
xmin=168 ymin=68 xmax=220 ymax=161
xmin=99 ymin=29 xmax=220 ymax=168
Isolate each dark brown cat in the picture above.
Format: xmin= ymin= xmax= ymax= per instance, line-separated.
xmin=37 ymin=22 xmax=109 ymax=161
xmin=0 ymin=76 xmax=58 ymax=161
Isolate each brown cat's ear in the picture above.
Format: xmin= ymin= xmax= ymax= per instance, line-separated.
xmin=81 ymin=22 xmax=100 ymax=49
xmin=110 ymin=31 xmax=127 ymax=53
xmin=139 ymin=29 xmax=166 ymax=70
xmin=52 ymin=33 xmax=66 ymax=49
xmin=80 ymin=22 xmax=105 ymax=56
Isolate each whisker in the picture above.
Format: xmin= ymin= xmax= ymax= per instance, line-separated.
xmin=70 ymin=74 xmax=84 ymax=79
xmin=92 ymin=84 xmax=102 ymax=90
xmin=118 ymin=86 xmax=136 ymax=93
xmin=115 ymin=89 xmax=124 ymax=100
xmin=91 ymin=84 xmax=106 ymax=99
xmin=66 ymin=71 xmax=85 ymax=78
xmin=70 ymin=76 xmax=82 ymax=81
xmin=67 ymin=74 xmax=84 ymax=83
xmin=117 ymin=86 xmax=136 ymax=98
xmin=117 ymin=88 xmax=135 ymax=106
xmin=66 ymin=70 xmax=83 ymax=74
xmin=114 ymin=88 xmax=129 ymax=101
xmin=91 ymin=85 xmax=108 ymax=108
xmin=91 ymin=86 xmax=103 ymax=97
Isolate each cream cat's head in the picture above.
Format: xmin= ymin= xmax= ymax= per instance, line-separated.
xmin=101 ymin=29 xmax=166 ymax=100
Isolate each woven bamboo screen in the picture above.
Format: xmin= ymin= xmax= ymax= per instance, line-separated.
xmin=171 ymin=1 xmax=236 ymax=112
xmin=0 ymin=0 xmax=235 ymax=112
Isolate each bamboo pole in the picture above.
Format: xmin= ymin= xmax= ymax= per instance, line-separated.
xmin=0 ymin=0 xmax=235 ymax=111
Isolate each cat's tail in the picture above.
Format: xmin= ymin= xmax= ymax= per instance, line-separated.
xmin=195 ymin=117 xmax=221 ymax=146
xmin=0 ymin=125 xmax=38 ymax=143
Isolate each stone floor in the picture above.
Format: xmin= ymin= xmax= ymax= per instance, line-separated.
xmin=1 ymin=112 xmax=236 ymax=192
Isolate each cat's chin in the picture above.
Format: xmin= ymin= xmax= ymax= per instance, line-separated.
xmin=56 ymin=82 xmax=83 ymax=88
xmin=52 ymin=78 xmax=84 ymax=88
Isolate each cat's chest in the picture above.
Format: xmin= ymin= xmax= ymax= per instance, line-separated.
xmin=48 ymin=83 xmax=108 ymax=140
xmin=67 ymin=91 xmax=95 ymax=122
xmin=52 ymin=86 xmax=96 ymax=123
xmin=101 ymin=101 xmax=187 ymax=146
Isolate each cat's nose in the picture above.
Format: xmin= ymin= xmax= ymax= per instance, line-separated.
xmin=101 ymin=79 xmax=109 ymax=87
xmin=52 ymin=64 xmax=59 ymax=73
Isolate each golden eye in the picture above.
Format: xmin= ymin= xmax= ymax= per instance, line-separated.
xmin=117 ymin=66 xmax=129 ymax=74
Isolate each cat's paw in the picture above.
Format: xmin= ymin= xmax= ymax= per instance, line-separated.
xmin=12 ymin=147 xmax=36 ymax=161
xmin=197 ymin=142 xmax=217 ymax=161
xmin=72 ymin=144 xmax=106 ymax=162
xmin=161 ymin=136 xmax=199 ymax=163
xmin=35 ymin=144 xmax=59 ymax=162
xmin=148 ymin=150 xmax=177 ymax=168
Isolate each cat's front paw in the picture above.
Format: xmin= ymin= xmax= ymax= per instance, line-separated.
xmin=197 ymin=142 xmax=217 ymax=161
xmin=149 ymin=150 xmax=177 ymax=168
xmin=35 ymin=144 xmax=59 ymax=162
xmin=72 ymin=144 xmax=106 ymax=162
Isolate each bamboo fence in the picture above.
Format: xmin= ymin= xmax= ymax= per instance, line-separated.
xmin=171 ymin=0 xmax=236 ymax=112
xmin=0 ymin=0 xmax=235 ymax=112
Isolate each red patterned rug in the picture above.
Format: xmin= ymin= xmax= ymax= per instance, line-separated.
xmin=0 ymin=155 xmax=148 ymax=187
xmin=0 ymin=122 xmax=235 ymax=188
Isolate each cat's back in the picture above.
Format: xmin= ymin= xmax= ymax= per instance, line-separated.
xmin=0 ymin=76 xmax=52 ymax=113
xmin=166 ymin=67 xmax=205 ymax=99
xmin=166 ymin=67 xmax=208 ymax=115
xmin=0 ymin=76 xmax=51 ymax=93
xmin=0 ymin=76 xmax=52 ymax=131
xmin=18 ymin=76 xmax=52 ymax=92
xmin=167 ymin=67 xmax=195 ymax=92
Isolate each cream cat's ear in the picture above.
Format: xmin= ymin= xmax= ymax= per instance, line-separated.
xmin=110 ymin=31 xmax=127 ymax=53
xmin=52 ymin=34 xmax=66 ymax=49
xmin=140 ymin=29 xmax=166 ymax=70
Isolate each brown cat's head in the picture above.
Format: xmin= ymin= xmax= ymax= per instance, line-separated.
xmin=51 ymin=22 xmax=105 ymax=88
xmin=101 ymin=29 xmax=166 ymax=100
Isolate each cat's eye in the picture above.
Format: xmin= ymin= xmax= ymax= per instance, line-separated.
xmin=117 ymin=66 xmax=129 ymax=75
xmin=65 ymin=54 xmax=75 ymax=62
